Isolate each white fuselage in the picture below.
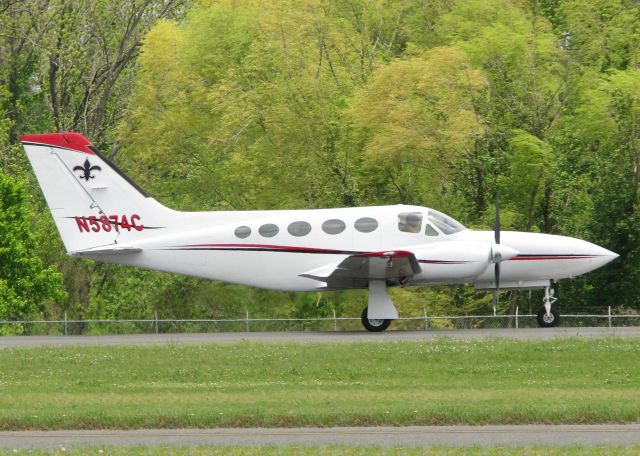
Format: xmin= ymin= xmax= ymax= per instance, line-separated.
xmin=22 ymin=133 xmax=619 ymax=327
xmin=89 ymin=204 xmax=617 ymax=292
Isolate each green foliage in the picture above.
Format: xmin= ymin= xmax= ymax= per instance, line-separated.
xmin=554 ymin=0 xmax=640 ymax=71
xmin=2 ymin=0 xmax=639 ymax=321
xmin=553 ymin=68 xmax=640 ymax=311
xmin=0 ymin=172 xmax=65 ymax=324
xmin=499 ymin=131 xmax=553 ymax=230
xmin=350 ymin=47 xmax=486 ymax=206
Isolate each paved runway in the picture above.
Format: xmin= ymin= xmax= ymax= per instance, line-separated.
xmin=0 ymin=327 xmax=639 ymax=348
xmin=1 ymin=425 xmax=640 ymax=448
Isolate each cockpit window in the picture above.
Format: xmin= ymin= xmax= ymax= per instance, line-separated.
xmin=425 ymin=224 xmax=439 ymax=237
xmin=427 ymin=209 xmax=466 ymax=235
xmin=398 ymin=212 xmax=422 ymax=233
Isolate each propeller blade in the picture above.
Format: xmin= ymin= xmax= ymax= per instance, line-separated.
xmin=493 ymin=262 xmax=500 ymax=316
xmin=493 ymin=196 xmax=501 ymax=316
xmin=493 ymin=195 xmax=500 ymax=245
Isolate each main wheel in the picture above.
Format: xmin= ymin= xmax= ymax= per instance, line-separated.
xmin=361 ymin=307 xmax=392 ymax=332
xmin=537 ymin=306 xmax=560 ymax=328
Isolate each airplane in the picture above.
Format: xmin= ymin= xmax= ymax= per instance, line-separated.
xmin=21 ymin=132 xmax=619 ymax=331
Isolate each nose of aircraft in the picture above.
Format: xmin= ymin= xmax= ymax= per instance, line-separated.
xmin=583 ymin=241 xmax=619 ymax=270
xmin=498 ymin=231 xmax=619 ymax=278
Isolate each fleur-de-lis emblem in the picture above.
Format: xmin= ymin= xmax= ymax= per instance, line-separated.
xmin=73 ymin=159 xmax=102 ymax=181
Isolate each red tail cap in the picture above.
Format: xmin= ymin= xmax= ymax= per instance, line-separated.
xmin=20 ymin=132 xmax=95 ymax=155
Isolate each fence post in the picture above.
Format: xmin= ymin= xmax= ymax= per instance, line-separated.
xmin=608 ymin=306 xmax=612 ymax=328
xmin=246 ymin=309 xmax=250 ymax=332
xmin=515 ymin=306 xmax=519 ymax=329
xmin=154 ymin=311 xmax=159 ymax=335
xmin=333 ymin=308 xmax=337 ymax=332
xmin=423 ymin=308 xmax=428 ymax=331
xmin=63 ymin=312 xmax=68 ymax=336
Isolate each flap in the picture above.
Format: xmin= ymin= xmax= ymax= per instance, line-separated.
xmin=300 ymin=250 xmax=421 ymax=288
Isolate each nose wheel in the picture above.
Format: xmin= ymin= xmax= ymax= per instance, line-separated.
xmin=537 ymin=287 xmax=560 ymax=327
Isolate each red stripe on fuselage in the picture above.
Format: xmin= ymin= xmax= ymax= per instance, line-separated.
xmin=510 ymin=255 xmax=596 ymax=261
xmin=419 ymin=260 xmax=469 ymax=264
xmin=174 ymin=243 xmax=351 ymax=254
xmin=173 ymin=244 xmax=471 ymax=265
xmin=172 ymin=244 xmax=597 ymax=264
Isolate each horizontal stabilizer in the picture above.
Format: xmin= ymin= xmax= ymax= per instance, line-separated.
xmin=71 ymin=245 xmax=142 ymax=257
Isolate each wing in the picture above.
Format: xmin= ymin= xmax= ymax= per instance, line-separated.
xmin=300 ymin=250 xmax=421 ymax=289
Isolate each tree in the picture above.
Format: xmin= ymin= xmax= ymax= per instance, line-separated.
xmin=120 ymin=0 xmax=403 ymax=210
xmin=0 ymin=171 xmax=65 ymax=327
xmin=498 ymin=130 xmax=553 ymax=231
xmin=349 ymin=46 xmax=486 ymax=207
xmin=558 ymin=69 xmax=640 ymax=311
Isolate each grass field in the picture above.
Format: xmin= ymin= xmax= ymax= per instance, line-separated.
xmin=3 ymin=447 xmax=640 ymax=456
xmin=0 ymin=338 xmax=638 ymax=429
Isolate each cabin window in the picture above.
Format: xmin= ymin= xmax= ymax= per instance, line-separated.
xmin=354 ymin=217 xmax=378 ymax=233
xmin=398 ymin=212 xmax=422 ymax=233
xmin=259 ymin=223 xmax=279 ymax=238
xmin=288 ymin=221 xmax=312 ymax=237
xmin=322 ymin=219 xmax=346 ymax=235
xmin=425 ymin=224 xmax=439 ymax=237
xmin=234 ymin=226 xmax=251 ymax=239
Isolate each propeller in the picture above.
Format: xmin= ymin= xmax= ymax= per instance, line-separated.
xmin=488 ymin=196 xmax=519 ymax=315
xmin=492 ymin=196 xmax=500 ymax=316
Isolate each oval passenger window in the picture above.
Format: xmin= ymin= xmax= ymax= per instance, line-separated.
xmin=354 ymin=217 xmax=378 ymax=233
xmin=259 ymin=223 xmax=279 ymax=238
xmin=288 ymin=221 xmax=312 ymax=237
xmin=322 ymin=219 xmax=346 ymax=235
xmin=234 ymin=226 xmax=251 ymax=239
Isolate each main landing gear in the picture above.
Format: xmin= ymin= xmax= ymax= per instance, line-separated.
xmin=361 ymin=307 xmax=392 ymax=332
xmin=361 ymin=279 xmax=397 ymax=332
xmin=537 ymin=286 xmax=560 ymax=327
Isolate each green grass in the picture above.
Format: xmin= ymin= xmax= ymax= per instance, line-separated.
xmin=0 ymin=338 xmax=639 ymax=429
xmin=2 ymin=447 xmax=640 ymax=456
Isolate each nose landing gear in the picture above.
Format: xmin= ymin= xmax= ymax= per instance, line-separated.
xmin=537 ymin=287 xmax=560 ymax=327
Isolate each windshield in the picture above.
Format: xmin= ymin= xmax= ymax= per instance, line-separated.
xmin=427 ymin=209 xmax=466 ymax=235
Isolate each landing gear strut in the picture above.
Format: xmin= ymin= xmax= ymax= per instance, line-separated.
xmin=537 ymin=287 xmax=559 ymax=327
xmin=361 ymin=279 xmax=397 ymax=332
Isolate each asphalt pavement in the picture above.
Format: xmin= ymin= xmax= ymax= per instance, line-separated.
xmin=1 ymin=425 xmax=640 ymax=448
xmin=0 ymin=327 xmax=639 ymax=348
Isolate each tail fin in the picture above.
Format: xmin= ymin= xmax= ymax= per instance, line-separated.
xmin=21 ymin=133 xmax=175 ymax=254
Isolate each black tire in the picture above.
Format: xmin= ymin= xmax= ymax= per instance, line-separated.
xmin=537 ymin=306 xmax=560 ymax=328
xmin=361 ymin=307 xmax=392 ymax=332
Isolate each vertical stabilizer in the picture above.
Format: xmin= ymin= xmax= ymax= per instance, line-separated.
xmin=21 ymin=133 xmax=175 ymax=253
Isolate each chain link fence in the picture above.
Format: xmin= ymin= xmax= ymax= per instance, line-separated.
xmin=0 ymin=307 xmax=638 ymax=336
